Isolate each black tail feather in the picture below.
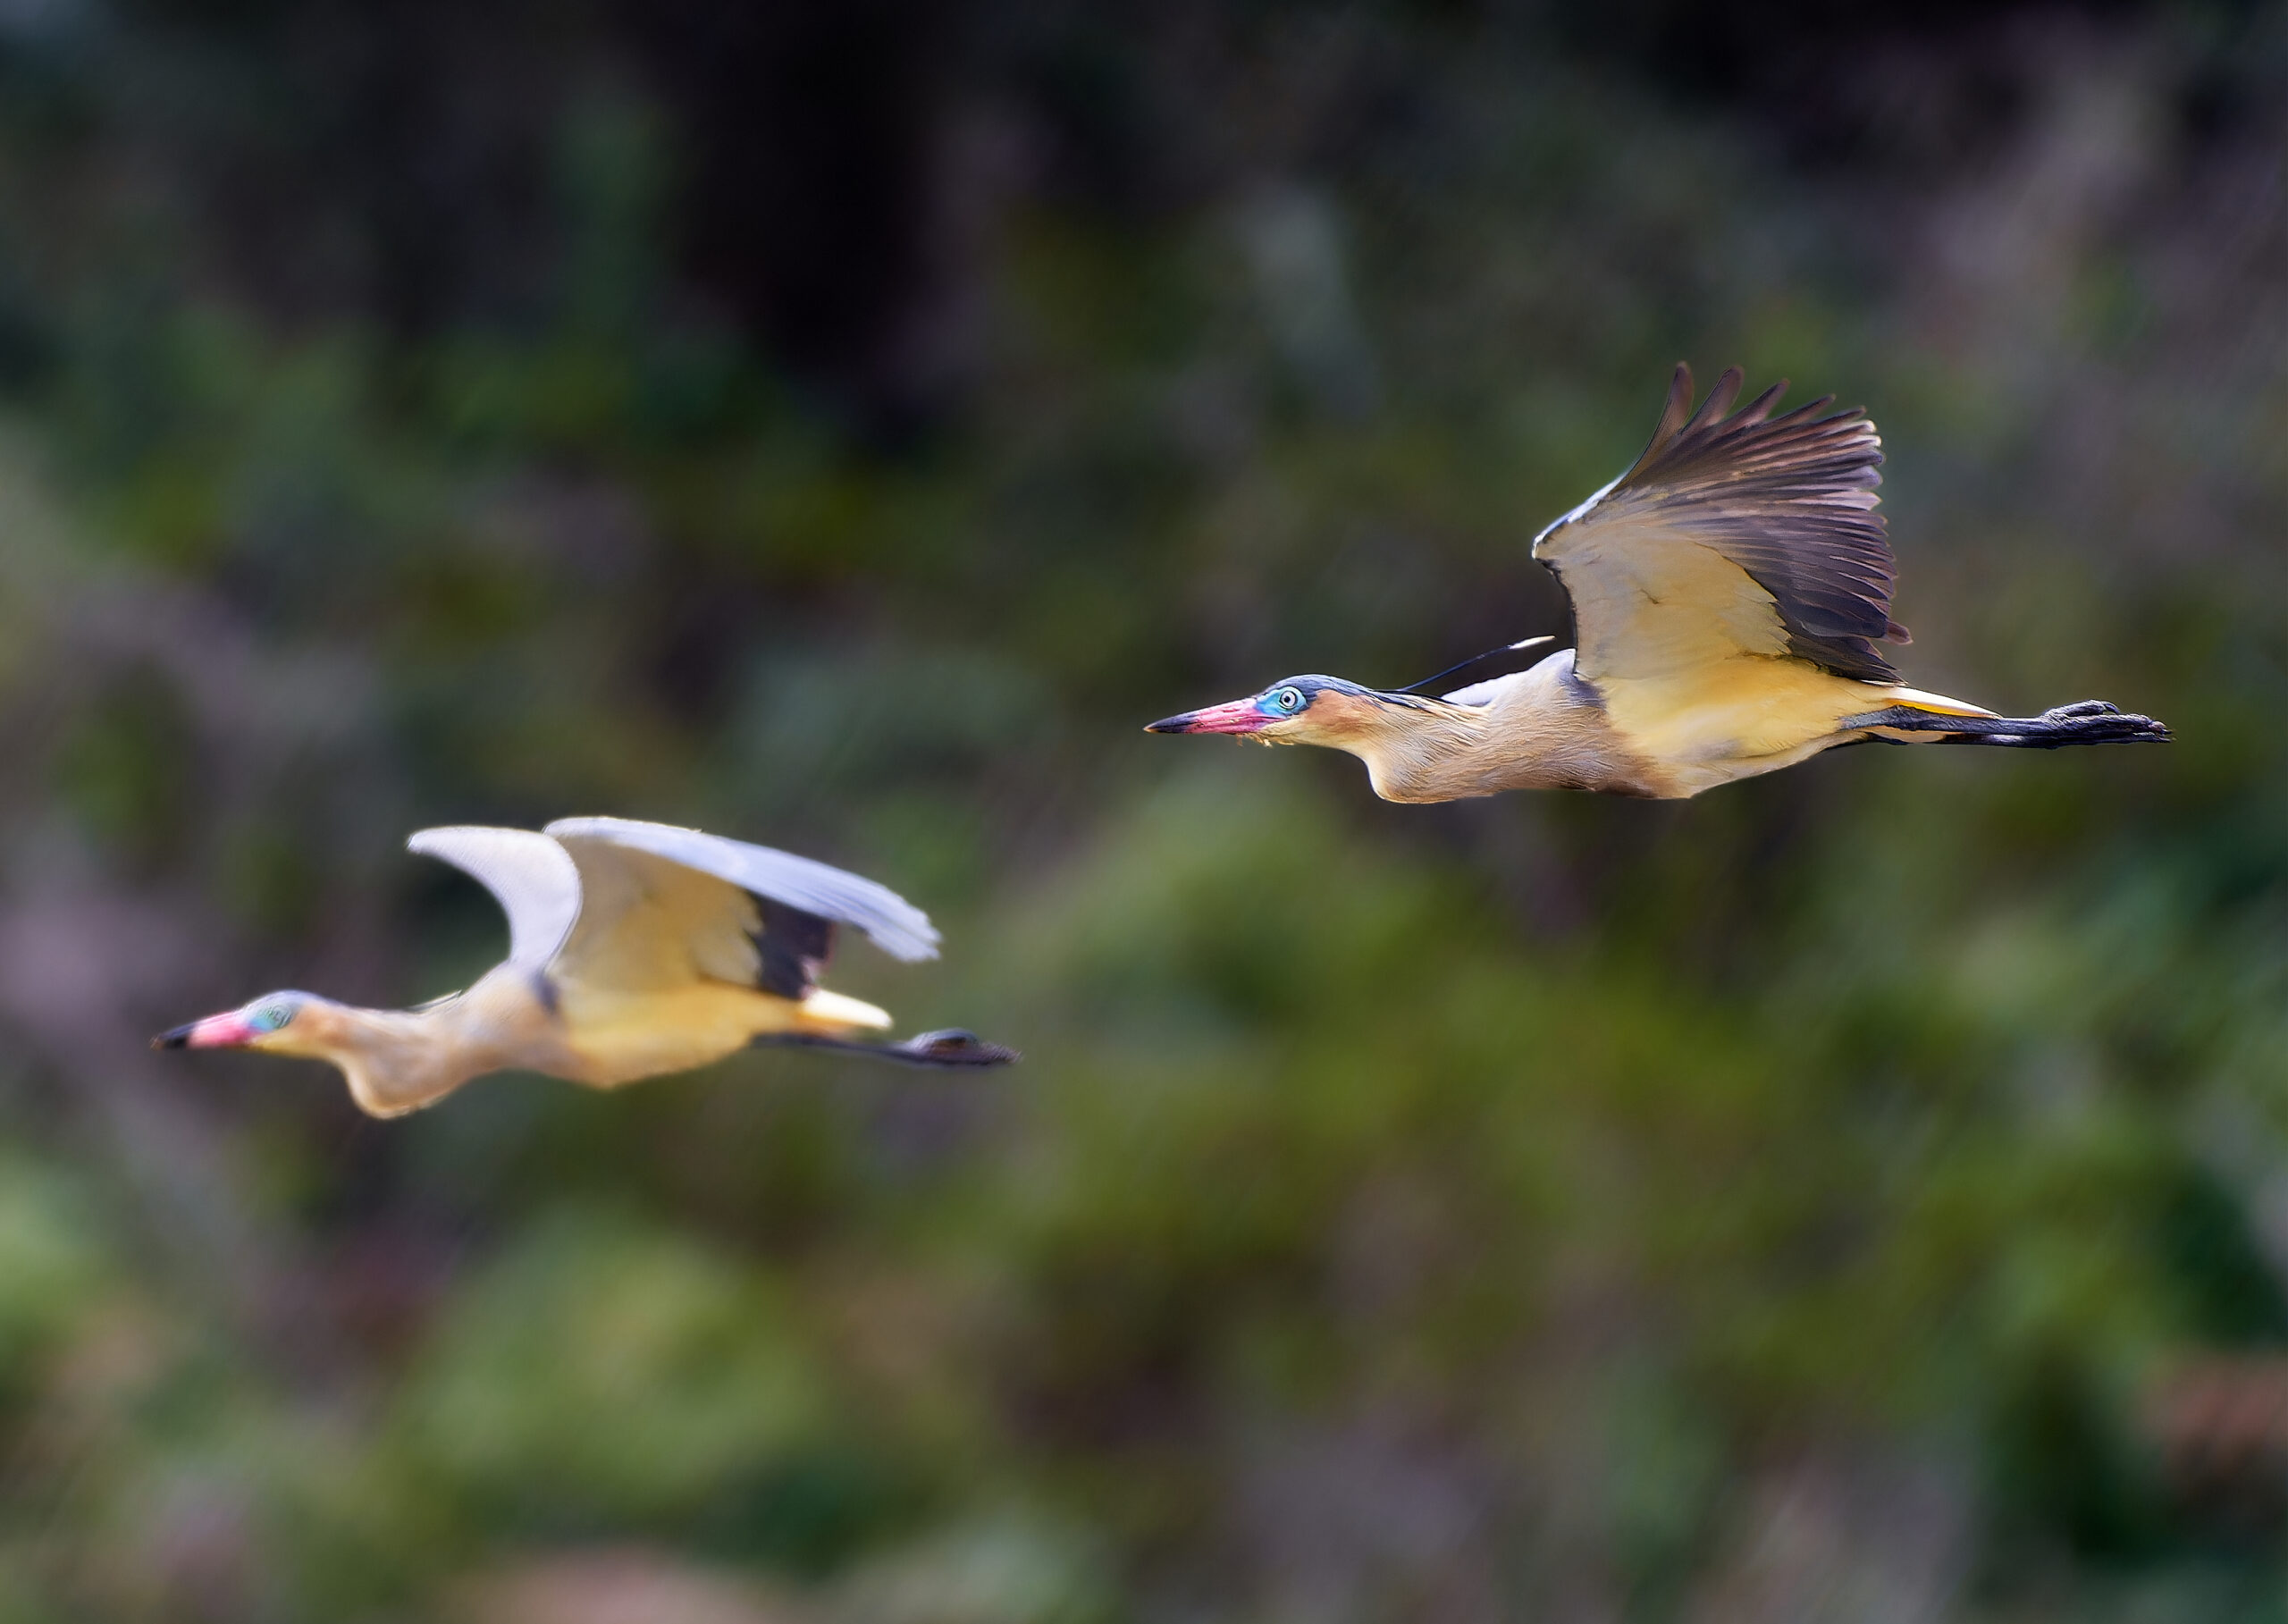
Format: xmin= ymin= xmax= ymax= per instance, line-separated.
xmin=752 ymin=1029 xmax=1020 ymax=1068
xmin=1843 ymin=700 xmax=2171 ymax=748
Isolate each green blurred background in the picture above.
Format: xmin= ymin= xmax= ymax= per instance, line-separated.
xmin=0 ymin=1 xmax=2279 ymax=1619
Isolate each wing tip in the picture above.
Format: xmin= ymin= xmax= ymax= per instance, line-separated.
xmin=875 ymin=918 xmax=943 ymax=963
xmin=407 ymin=823 xmax=545 ymax=860
xmin=407 ymin=824 xmax=472 ymax=854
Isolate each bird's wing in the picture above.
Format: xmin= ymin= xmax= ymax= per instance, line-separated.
xmin=536 ymin=834 xmax=778 ymax=995
xmin=541 ymin=817 xmax=938 ymax=998
xmin=1530 ymin=364 xmax=1905 ymax=685
xmin=407 ymin=826 xmax=585 ymax=970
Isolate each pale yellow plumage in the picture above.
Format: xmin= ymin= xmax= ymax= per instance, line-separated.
xmin=1148 ymin=364 xmax=2166 ymax=796
xmin=156 ymin=818 xmax=1012 ymax=1118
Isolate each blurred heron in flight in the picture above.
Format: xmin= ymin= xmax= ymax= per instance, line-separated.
xmin=1148 ymin=365 xmax=2167 ymax=799
xmin=156 ymin=817 xmax=1014 ymax=1117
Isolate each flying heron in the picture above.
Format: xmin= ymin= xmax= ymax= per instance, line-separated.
xmin=155 ymin=817 xmax=1015 ymax=1117
xmin=1148 ymin=365 xmax=2168 ymax=800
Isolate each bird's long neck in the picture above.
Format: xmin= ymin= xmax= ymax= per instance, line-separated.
xmin=1335 ymin=653 xmax=1663 ymax=801
xmin=1330 ymin=697 xmax=1493 ymax=804
xmin=302 ymin=998 xmax=494 ymax=1118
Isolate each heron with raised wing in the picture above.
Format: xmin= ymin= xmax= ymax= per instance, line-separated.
xmin=156 ymin=817 xmax=1015 ymax=1117
xmin=1148 ymin=365 xmax=2167 ymax=799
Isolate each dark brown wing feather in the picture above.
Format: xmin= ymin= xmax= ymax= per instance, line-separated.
xmin=1534 ymin=364 xmax=1909 ymax=685
xmin=753 ymin=896 xmax=835 ymax=999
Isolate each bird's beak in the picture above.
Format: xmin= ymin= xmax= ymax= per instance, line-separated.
xmin=152 ymin=1012 xmax=260 ymax=1050
xmin=1146 ymin=699 xmax=1267 ymax=735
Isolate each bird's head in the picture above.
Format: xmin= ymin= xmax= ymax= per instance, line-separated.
xmin=154 ymin=989 xmax=460 ymax=1118
xmin=1146 ymin=675 xmax=1435 ymax=747
xmin=153 ymin=991 xmax=334 ymax=1057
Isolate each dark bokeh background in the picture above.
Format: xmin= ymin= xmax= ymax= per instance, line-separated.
xmin=0 ymin=1 xmax=2279 ymax=1619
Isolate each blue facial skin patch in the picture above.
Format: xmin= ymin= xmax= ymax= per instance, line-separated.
xmin=1257 ymin=675 xmax=1393 ymax=719
xmin=249 ymin=1000 xmax=297 ymax=1033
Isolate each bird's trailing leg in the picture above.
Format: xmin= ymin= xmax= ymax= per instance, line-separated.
xmin=1844 ymin=700 xmax=2170 ymax=748
xmin=752 ymin=1029 xmax=1020 ymax=1068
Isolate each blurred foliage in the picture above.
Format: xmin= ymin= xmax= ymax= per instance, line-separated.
xmin=0 ymin=0 xmax=2278 ymax=1620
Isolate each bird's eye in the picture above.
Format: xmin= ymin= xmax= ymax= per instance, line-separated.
xmin=252 ymin=1002 xmax=294 ymax=1032
xmin=1274 ymin=686 xmax=1304 ymax=713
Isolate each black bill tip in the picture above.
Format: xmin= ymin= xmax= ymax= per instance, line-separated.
xmin=151 ymin=1024 xmax=193 ymax=1050
xmin=1144 ymin=713 xmax=1193 ymax=734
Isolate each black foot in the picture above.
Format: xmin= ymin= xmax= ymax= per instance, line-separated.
xmin=753 ymin=1029 xmax=1020 ymax=1068
xmin=1842 ymin=701 xmax=2171 ymax=748
xmin=2027 ymin=703 xmax=2171 ymax=745
xmin=893 ymin=1030 xmax=1022 ymax=1067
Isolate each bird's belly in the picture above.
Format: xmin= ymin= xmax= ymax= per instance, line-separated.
xmin=551 ymin=980 xmax=896 ymax=1090
xmin=1602 ymin=659 xmax=1883 ymax=782
xmin=556 ymin=982 xmax=797 ymax=1089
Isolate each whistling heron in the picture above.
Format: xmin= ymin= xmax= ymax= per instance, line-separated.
xmin=1148 ymin=365 xmax=2168 ymax=799
xmin=155 ymin=817 xmax=1014 ymax=1117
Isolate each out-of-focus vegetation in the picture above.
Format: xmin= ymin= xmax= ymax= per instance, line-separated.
xmin=0 ymin=1 xmax=2279 ymax=1618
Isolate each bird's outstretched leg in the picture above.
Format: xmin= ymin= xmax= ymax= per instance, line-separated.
xmin=1844 ymin=701 xmax=2170 ymax=748
xmin=753 ymin=1029 xmax=1020 ymax=1068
